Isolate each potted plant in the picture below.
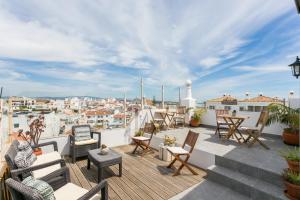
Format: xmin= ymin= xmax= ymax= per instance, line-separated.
xmin=283 ymin=169 xmax=300 ymax=199
xmin=18 ymin=114 xmax=46 ymax=155
xmin=164 ymin=135 xmax=176 ymax=146
xmin=281 ymin=148 xmax=300 ymax=173
xmin=190 ymin=108 xmax=206 ymax=127
xmin=135 ymin=129 xmax=144 ymax=137
xmin=267 ymin=103 xmax=299 ymax=146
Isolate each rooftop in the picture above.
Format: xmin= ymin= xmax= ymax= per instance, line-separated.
xmin=66 ymin=145 xmax=206 ymax=200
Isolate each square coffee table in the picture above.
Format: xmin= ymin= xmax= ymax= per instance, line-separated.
xmin=87 ymin=148 xmax=122 ymax=182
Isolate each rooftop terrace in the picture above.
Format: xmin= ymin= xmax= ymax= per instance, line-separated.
xmin=66 ymin=145 xmax=206 ymax=200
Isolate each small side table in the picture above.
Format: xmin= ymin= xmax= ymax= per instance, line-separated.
xmin=87 ymin=149 xmax=122 ymax=182
xmin=158 ymin=144 xmax=174 ymax=162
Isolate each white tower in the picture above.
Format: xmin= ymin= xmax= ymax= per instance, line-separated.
xmin=181 ymin=80 xmax=196 ymax=108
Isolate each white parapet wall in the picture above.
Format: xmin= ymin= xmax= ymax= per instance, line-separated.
xmin=39 ymin=109 xmax=149 ymax=155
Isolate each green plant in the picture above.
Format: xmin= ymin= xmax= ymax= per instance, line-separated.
xmin=267 ymin=103 xmax=300 ymax=133
xmin=191 ymin=108 xmax=206 ymax=121
xmin=283 ymin=169 xmax=300 ymax=185
xmin=280 ymin=147 xmax=300 ymax=161
xmin=135 ymin=130 xmax=144 ymax=137
xmin=164 ymin=135 xmax=176 ymax=146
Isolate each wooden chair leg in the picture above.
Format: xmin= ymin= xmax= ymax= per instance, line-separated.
xmin=173 ymin=163 xmax=184 ymax=176
xmin=132 ymin=142 xmax=139 ymax=154
xmin=184 ymin=163 xmax=198 ymax=175
xmin=167 ymin=157 xmax=177 ymax=168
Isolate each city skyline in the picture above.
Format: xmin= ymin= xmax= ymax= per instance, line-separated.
xmin=0 ymin=0 xmax=299 ymax=101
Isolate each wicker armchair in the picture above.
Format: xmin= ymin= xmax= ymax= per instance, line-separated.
xmin=6 ymin=166 xmax=108 ymax=200
xmin=5 ymin=140 xmax=65 ymax=189
xmin=69 ymin=125 xmax=101 ymax=163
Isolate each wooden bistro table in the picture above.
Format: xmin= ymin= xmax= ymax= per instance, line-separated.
xmin=218 ymin=114 xmax=248 ymax=144
xmin=156 ymin=110 xmax=176 ymax=129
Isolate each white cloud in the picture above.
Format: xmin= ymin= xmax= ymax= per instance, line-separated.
xmin=0 ymin=0 xmax=297 ymax=97
xmin=232 ymin=65 xmax=290 ymax=73
xmin=199 ymin=57 xmax=220 ymax=68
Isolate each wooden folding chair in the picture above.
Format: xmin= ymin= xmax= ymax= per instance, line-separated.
xmin=149 ymin=109 xmax=165 ymax=129
xmin=173 ymin=106 xmax=186 ymax=127
xmin=166 ymin=130 xmax=199 ymax=176
xmin=131 ymin=123 xmax=158 ymax=155
xmin=240 ymin=110 xmax=270 ymax=149
xmin=215 ymin=109 xmax=230 ymax=138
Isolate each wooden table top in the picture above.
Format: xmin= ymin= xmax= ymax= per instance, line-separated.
xmin=218 ymin=114 xmax=249 ymax=120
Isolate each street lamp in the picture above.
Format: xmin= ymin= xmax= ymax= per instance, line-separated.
xmin=288 ymin=56 xmax=300 ymax=79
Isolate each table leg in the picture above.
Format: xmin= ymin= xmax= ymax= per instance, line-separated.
xmin=87 ymin=158 xmax=90 ymax=170
xmin=119 ymin=163 xmax=122 ymax=177
xmin=98 ymin=167 xmax=103 ymax=183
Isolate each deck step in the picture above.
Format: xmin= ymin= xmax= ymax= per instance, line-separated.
xmin=207 ymin=165 xmax=288 ymax=200
xmin=170 ymin=180 xmax=250 ymax=200
xmin=215 ymin=155 xmax=283 ymax=187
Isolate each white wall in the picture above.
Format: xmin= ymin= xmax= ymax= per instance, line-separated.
xmin=40 ymin=109 xmax=148 ymax=155
xmin=201 ymin=110 xmax=285 ymax=136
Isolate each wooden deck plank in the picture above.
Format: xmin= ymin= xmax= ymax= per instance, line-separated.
xmin=67 ymin=145 xmax=206 ymax=200
xmin=75 ymin=159 xmax=121 ymax=200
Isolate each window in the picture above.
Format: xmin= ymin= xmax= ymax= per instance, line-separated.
xmin=14 ymin=124 xmax=19 ymax=128
xmin=239 ymin=106 xmax=245 ymax=111
xmin=208 ymin=106 xmax=215 ymax=110
xmin=255 ymin=106 xmax=262 ymax=112
xmin=248 ymin=106 xmax=254 ymax=112
xmin=224 ymin=106 xmax=231 ymax=110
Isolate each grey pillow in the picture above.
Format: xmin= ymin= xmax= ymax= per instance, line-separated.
xmin=14 ymin=141 xmax=37 ymax=168
xmin=22 ymin=176 xmax=56 ymax=200
xmin=74 ymin=126 xmax=91 ymax=141
xmin=14 ymin=151 xmax=29 ymax=168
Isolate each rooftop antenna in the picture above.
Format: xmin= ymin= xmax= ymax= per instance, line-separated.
xmin=178 ymin=87 xmax=181 ymax=105
xmin=140 ymin=77 xmax=144 ymax=110
xmin=161 ymin=85 xmax=164 ymax=109
xmin=0 ymin=87 xmax=3 ymax=99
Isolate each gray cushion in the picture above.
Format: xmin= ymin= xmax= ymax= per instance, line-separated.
xmin=22 ymin=176 xmax=56 ymax=200
xmin=18 ymin=141 xmax=34 ymax=156
xmin=74 ymin=126 xmax=91 ymax=142
xmin=14 ymin=141 xmax=37 ymax=168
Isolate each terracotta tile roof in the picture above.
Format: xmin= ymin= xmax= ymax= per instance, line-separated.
xmin=85 ymin=110 xmax=112 ymax=116
xmin=239 ymin=95 xmax=283 ymax=103
xmin=113 ymin=114 xmax=130 ymax=119
xmin=207 ymin=95 xmax=237 ymax=102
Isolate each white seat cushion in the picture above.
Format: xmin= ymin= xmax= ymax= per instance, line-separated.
xmin=32 ymin=151 xmax=61 ymax=179
xmin=132 ymin=136 xmax=150 ymax=141
xmin=167 ymin=147 xmax=189 ymax=155
xmin=75 ymin=138 xmax=98 ymax=146
xmin=240 ymin=126 xmax=259 ymax=131
xmin=54 ymin=183 xmax=100 ymax=200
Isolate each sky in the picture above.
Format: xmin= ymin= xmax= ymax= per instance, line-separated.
xmin=0 ymin=0 xmax=299 ymax=102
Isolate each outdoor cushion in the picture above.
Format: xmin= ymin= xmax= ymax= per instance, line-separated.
xmin=54 ymin=183 xmax=99 ymax=200
xmin=132 ymin=136 xmax=150 ymax=141
xmin=14 ymin=151 xmax=32 ymax=168
xmin=22 ymin=176 xmax=55 ymax=200
xmin=240 ymin=126 xmax=259 ymax=131
xmin=31 ymin=151 xmax=61 ymax=179
xmin=74 ymin=138 xmax=98 ymax=146
xmin=14 ymin=141 xmax=37 ymax=168
xmin=167 ymin=147 xmax=189 ymax=155
xmin=74 ymin=126 xmax=91 ymax=141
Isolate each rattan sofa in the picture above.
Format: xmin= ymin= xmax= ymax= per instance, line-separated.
xmin=5 ymin=140 xmax=65 ymax=189
xmin=6 ymin=166 xmax=108 ymax=200
xmin=69 ymin=125 xmax=101 ymax=163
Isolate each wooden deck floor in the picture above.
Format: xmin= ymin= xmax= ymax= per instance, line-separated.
xmin=66 ymin=145 xmax=206 ymax=200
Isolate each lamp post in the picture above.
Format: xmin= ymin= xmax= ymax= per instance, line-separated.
xmin=288 ymin=56 xmax=300 ymax=79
